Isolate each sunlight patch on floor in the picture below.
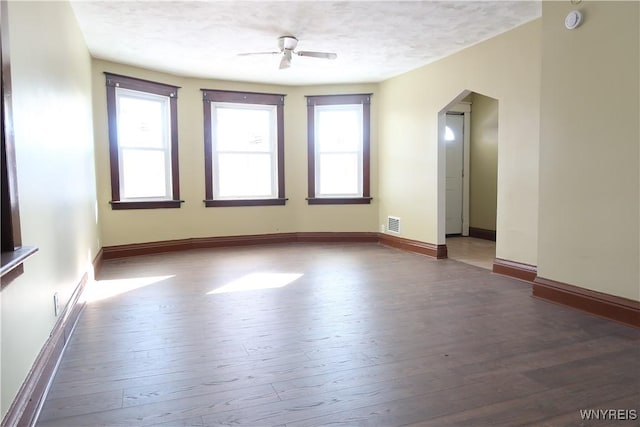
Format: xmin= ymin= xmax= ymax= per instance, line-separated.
xmin=208 ymin=272 xmax=303 ymax=295
xmin=85 ymin=275 xmax=175 ymax=302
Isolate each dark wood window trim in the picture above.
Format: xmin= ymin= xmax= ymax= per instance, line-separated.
xmin=109 ymin=200 xmax=183 ymax=210
xmin=105 ymin=73 xmax=183 ymax=210
xmin=306 ymin=93 xmax=372 ymax=205
xmin=1 ymin=1 xmax=37 ymax=285
xmin=202 ymin=89 xmax=286 ymax=208
xmin=1 ymin=247 xmax=38 ymax=288
xmin=204 ymin=198 xmax=288 ymax=208
xmin=306 ymin=197 xmax=373 ymax=205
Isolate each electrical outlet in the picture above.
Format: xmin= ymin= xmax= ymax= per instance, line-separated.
xmin=380 ymin=224 xmax=385 ymax=233
xmin=53 ymin=293 xmax=60 ymax=317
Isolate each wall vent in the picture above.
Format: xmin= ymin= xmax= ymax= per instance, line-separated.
xmin=387 ymin=216 xmax=400 ymax=234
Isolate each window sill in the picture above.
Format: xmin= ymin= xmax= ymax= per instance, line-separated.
xmin=1 ymin=246 xmax=38 ymax=288
xmin=110 ymin=200 xmax=184 ymax=210
xmin=204 ymin=198 xmax=288 ymax=207
xmin=307 ymin=197 xmax=373 ymax=205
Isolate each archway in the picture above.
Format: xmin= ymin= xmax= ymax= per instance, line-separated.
xmin=438 ymin=90 xmax=499 ymax=269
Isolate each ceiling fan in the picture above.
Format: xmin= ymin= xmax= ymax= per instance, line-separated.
xmin=239 ymin=36 xmax=337 ymax=69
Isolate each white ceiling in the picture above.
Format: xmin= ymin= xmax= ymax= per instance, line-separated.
xmin=70 ymin=1 xmax=541 ymax=86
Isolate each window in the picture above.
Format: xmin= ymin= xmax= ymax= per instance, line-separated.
xmin=445 ymin=126 xmax=456 ymax=141
xmin=202 ymin=89 xmax=286 ymax=207
xmin=306 ymin=94 xmax=372 ymax=205
xmin=105 ymin=73 xmax=182 ymax=209
xmin=1 ymin=1 xmax=37 ymax=285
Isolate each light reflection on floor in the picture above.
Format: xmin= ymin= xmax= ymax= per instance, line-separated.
xmin=208 ymin=272 xmax=303 ymax=295
xmin=446 ymin=236 xmax=495 ymax=270
xmin=84 ymin=275 xmax=175 ymax=302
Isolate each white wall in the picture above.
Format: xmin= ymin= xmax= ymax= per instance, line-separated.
xmin=1 ymin=1 xmax=99 ymax=418
xmin=538 ymin=1 xmax=639 ymax=301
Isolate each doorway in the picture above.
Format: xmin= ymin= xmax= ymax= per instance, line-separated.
xmin=444 ymin=101 xmax=470 ymax=236
xmin=445 ymin=112 xmax=465 ymax=235
xmin=439 ymin=91 xmax=498 ymax=269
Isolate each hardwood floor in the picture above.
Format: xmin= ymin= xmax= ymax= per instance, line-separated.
xmin=37 ymin=243 xmax=639 ymax=426
xmin=446 ymin=236 xmax=495 ymax=270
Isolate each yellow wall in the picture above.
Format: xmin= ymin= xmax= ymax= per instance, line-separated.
xmin=91 ymin=60 xmax=379 ymax=246
xmin=469 ymin=92 xmax=498 ymax=231
xmin=1 ymin=1 xmax=99 ymax=417
xmin=538 ymin=1 xmax=639 ymax=301
xmin=378 ymin=19 xmax=541 ymax=265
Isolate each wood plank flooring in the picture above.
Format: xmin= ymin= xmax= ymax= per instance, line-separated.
xmin=445 ymin=237 xmax=495 ymax=270
xmin=36 ymin=243 xmax=640 ymax=426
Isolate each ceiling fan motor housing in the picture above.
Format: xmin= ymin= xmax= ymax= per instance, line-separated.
xmin=278 ymin=36 xmax=298 ymax=51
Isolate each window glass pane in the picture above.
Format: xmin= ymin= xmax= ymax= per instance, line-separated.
xmin=118 ymin=92 xmax=168 ymax=149
xmin=318 ymin=153 xmax=359 ymax=195
xmin=445 ymin=125 xmax=455 ymax=141
xmin=217 ymin=153 xmax=273 ymax=198
xmin=121 ymin=149 xmax=168 ymax=199
xmin=215 ymin=106 xmax=273 ymax=152
xmin=316 ymin=107 xmax=361 ymax=152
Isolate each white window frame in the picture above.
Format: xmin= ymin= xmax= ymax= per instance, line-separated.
xmin=116 ymin=88 xmax=173 ymax=201
xmin=210 ymin=102 xmax=278 ymax=200
xmin=314 ymin=103 xmax=364 ymax=198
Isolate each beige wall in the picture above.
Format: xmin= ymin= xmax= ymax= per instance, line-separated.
xmin=92 ymin=60 xmax=379 ymax=246
xmin=538 ymin=1 xmax=639 ymax=301
xmin=1 ymin=1 xmax=99 ymax=417
xmin=469 ymin=92 xmax=498 ymax=231
xmin=3 ymin=1 xmax=637 ymax=419
xmin=378 ymin=19 xmax=541 ymax=265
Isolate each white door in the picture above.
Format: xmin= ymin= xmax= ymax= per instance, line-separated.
xmin=445 ymin=113 xmax=464 ymax=235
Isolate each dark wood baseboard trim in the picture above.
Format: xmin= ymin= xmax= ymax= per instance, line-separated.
xmin=468 ymin=227 xmax=496 ymax=242
xmin=103 ymin=232 xmax=380 ymax=259
xmin=93 ymin=248 xmax=104 ymax=278
xmin=533 ymin=277 xmax=640 ymax=328
xmin=297 ymin=232 xmax=379 ymax=243
xmin=1 ymin=272 xmax=88 ymax=427
xmin=493 ymin=258 xmax=537 ymax=283
xmin=378 ymin=234 xmax=447 ymax=259
xmin=190 ymin=233 xmax=296 ymax=250
xmin=103 ymin=237 xmax=195 ymax=259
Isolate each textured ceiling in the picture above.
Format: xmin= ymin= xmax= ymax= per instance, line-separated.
xmin=70 ymin=1 xmax=541 ymax=86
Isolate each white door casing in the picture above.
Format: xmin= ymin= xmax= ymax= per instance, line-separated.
xmin=445 ymin=113 xmax=464 ymax=235
xmin=437 ymin=97 xmax=471 ymax=244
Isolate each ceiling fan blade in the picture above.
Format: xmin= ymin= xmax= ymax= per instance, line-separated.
xmin=238 ymin=51 xmax=280 ymax=56
xmin=295 ymin=51 xmax=337 ymax=60
xmin=279 ymin=50 xmax=292 ymax=69
xmin=279 ymin=57 xmax=290 ymax=69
